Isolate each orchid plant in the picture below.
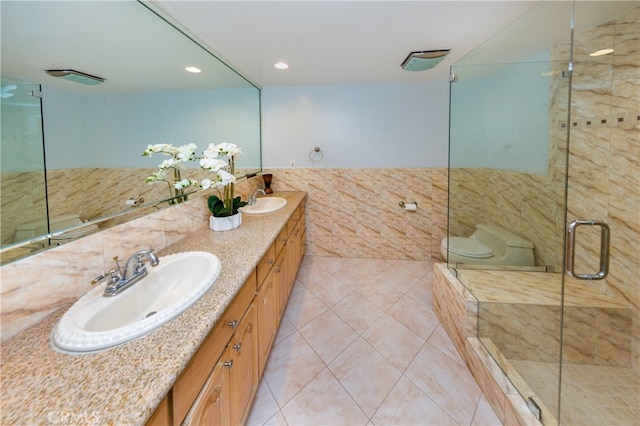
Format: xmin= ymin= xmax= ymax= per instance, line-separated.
xmin=143 ymin=143 xmax=199 ymax=204
xmin=199 ymin=142 xmax=247 ymax=217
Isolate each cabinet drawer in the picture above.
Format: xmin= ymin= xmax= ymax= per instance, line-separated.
xmin=274 ymin=227 xmax=288 ymax=257
xmin=172 ymin=270 xmax=256 ymax=425
xmin=286 ymin=214 xmax=299 ymax=237
xmin=257 ymin=244 xmax=276 ymax=288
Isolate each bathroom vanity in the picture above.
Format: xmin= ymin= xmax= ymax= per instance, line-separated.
xmin=0 ymin=191 xmax=307 ymax=425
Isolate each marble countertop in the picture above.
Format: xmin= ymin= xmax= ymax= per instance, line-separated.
xmin=0 ymin=191 xmax=306 ymax=426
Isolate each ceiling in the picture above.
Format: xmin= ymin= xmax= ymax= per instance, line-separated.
xmin=155 ymin=1 xmax=542 ymax=87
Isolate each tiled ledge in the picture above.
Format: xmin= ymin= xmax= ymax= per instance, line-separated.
xmin=433 ymin=263 xmax=543 ymax=426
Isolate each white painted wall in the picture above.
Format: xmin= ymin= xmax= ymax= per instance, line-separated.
xmin=261 ymin=82 xmax=450 ymax=168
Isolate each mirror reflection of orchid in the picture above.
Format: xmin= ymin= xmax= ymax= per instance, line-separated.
xmin=199 ymin=142 xmax=247 ymax=217
xmin=142 ymin=142 xmax=247 ymax=214
xmin=143 ymin=143 xmax=199 ymax=204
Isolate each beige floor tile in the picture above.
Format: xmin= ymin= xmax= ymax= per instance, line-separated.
xmin=390 ymin=259 xmax=433 ymax=279
xmin=356 ymin=277 xmax=406 ymax=311
xmin=281 ymin=368 xmax=369 ymax=426
xmin=272 ymin=315 xmax=296 ymax=347
xmin=328 ymin=337 xmax=402 ymax=418
xmin=408 ymin=272 xmax=435 ymax=308
xmin=247 ymin=379 xmax=280 ymax=426
xmin=283 ymin=287 xmax=328 ymax=329
xmin=471 ymin=394 xmax=503 ymax=426
xmin=289 ymin=278 xmax=306 ymax=296
xmin=313 ymin=256 xmax=359 ymax=274
xmin=299 ymin=309 xmax=358 ymax=364
xmin=264 ymin=410 xmax=287 ymax=426
xmin=428 ymin=324 xmax=466 ymax=365
xmin=263 ymin=332 xmax=325 ymax=406
xmin=335 ymin=265 xmax=378 ymax=290
xmin=350 ymin=258 xmax=398 ymax=276
xmin=387 ymin=291 xmax=440 ymax=340
xmin=259 ymin=256 xmax=501 ymax=426
xmin=372 ymin=375 xmax=458 ymax=426
xmin=332 ymin=292 xmax=385 ymax=334
xmin=305 ymin=274 xmax=354 ymax=307
xmin=406 ymin=342 xmax=483 ymax=425
xmin=296 ymin=258 xmax=333 ymax=286
xmin=375 ymin=266 xmax=422 ymax=293
xmin=362 ymin=313 xmax=425 ymax=371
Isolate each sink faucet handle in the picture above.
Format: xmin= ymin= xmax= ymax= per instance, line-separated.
xmin=91 ymin=269 xmax=120 ymax=286
xmin=112 ymin=255 xmax=124 ymax=277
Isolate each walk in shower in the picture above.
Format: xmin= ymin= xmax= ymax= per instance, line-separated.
xmin=446 ymin=2 xmax=639 ymax=424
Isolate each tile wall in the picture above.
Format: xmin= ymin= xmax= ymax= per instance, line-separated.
xmin=0 ymin=176 xmax=262 ymax=340
xmin=264 ymin=167 xmax=448 ymax=261
xmin=0 ymin=166 xmax=448 ymax=341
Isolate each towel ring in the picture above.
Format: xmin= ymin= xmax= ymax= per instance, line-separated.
xmin=309 ymin=146 xmax=323 ymax=162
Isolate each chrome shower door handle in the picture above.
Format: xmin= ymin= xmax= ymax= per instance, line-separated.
xmin=566 ymin=220 xmax=610 ymax=280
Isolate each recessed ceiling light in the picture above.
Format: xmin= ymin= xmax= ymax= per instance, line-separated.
xmin=185 ymin=66 xmax=202 ymax=73
xmin=274 ymin=62 xmax=289 ymax=70
xmin=589 ymin=48 xmax=614 ymax=57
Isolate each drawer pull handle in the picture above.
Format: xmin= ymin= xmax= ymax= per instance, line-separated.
xmin=227 ymin=320 xmax=237 ymax=329
xmin=267 ymin=259 xmax=274 ymax=265
xmin=233 ymin=343 xmax=241 ymax=353
xmin=223 ymin=360 xmax=233 ymax=368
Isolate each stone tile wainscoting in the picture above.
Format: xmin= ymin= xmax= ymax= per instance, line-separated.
xmin=264 ymin=167 xmax=448 ymax=261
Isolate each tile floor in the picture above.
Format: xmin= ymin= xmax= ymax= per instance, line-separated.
xmin=247 ymin=256 xmax=502 ymax=425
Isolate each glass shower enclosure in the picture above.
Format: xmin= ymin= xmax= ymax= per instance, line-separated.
xmin=0 ymin=76 xmax=48 ymax=261
xmin=447 ymin=2 xmax=638 ymax=424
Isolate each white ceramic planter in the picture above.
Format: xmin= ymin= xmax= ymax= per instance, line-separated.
xmin=209 ymin=212 xmax=242 ymax=232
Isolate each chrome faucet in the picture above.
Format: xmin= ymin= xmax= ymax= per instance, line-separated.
xmin=247 ymin=188 xmax=266 ymax=206
xmin=92 ymin=248 xmax=160 ymax=297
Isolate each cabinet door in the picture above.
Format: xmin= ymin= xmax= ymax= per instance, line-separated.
xmin=257 ymin=271 xmax=278 ymax=377
xmin=229 ymin=301 xmax=258 ymax=426
xmin=274 ymin=249 xmax=289 ymax=318
xmin=257 ymin=244 xmax=276 ymax=286
xmin=182 ymin=357 xmax=231 ymax=426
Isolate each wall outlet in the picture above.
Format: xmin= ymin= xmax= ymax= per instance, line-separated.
xmin=289 ymin=160 xmax=295 ymax=169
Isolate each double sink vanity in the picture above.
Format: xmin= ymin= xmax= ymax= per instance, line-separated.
xmin=1 ymin=191 xmax=307 ymax=425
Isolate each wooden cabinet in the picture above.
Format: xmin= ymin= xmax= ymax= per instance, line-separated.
xmin=183 ymin=359 xmax=230 ymax=426
xmin=274 ymin=248 xmax=288 ymax=318
xmin=228 ymin=301 xmax=258 ymax=426
xmin=172 ymin=271 xmax=256 ymax=425
xmin=148 ymin=196 xmax=307 ymax=426
xmin=257 ymin=270 xmax=278 ymax=377
xmin=147 ymin=395 xmax=172 ymax=426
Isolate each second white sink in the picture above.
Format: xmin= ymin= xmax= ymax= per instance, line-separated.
xmin=240 ymin=197 xmax=287 ymax=214
xmin=51 ymin=251 xmax=221 ymax=353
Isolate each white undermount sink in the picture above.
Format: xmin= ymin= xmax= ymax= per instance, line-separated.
xmin=51 ymin=251 xmax=221 ymax=353
xmin=239 ymin=197 xmax=287 ymax=214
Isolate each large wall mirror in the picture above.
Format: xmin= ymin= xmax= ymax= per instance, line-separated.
xmin=0 ymin=1 xmax=262 ymax=265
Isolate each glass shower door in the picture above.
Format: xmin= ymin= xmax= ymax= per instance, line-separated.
xmin=559 ymin=4 xmax=639 ymax=425
xmin=0 ymin=76 xmax=48 ymax=261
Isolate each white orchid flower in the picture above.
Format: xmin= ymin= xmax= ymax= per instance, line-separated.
xmin=200 ymin=156 xmax=227 ymax=172
xmin=174 ymin=179 xmax=198 ymax=190
xmin=217 ymin=169 xmax=236 ymax=186
xmin=177 ymin=143 xmax=198 ymax=161
xmin=158 ymin=158 xmax=177 ymax=170
xmin=213 ymin=142 xmax=242 ymax=157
